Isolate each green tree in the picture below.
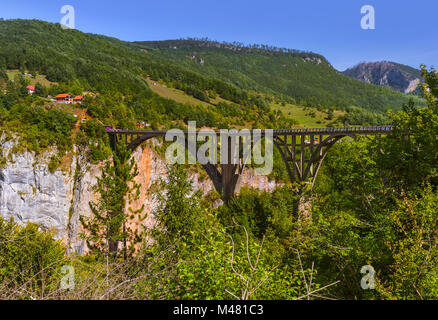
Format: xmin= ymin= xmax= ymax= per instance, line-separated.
xmin=139 ymin=166 xmax=313 ymax=300
xmin=69 ymin=79 xmax=83 ymax=96
xmin=34 ymin=81 xmax=47 ymax=97
xmin=375 ymin=185 xmax=438 ymax=299
xmin=81 ymin=142 xmax=145 ymax=259
xmin=326 ymin=109 xmax=334 ymax=120
xmin=377 ymin=66 xmax=438 ymax=190
xmin=309 ymin=65 xmax=438 ymax=299
xmin=151 ymin=165 xmax=203 ymax=245
xmin=0 ymin=68 xmax=7 ymax=82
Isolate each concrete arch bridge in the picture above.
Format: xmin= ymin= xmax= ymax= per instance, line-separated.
xmin=107 ymin=126 xmax=394 ymax=203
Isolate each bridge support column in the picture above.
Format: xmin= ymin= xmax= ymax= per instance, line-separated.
xmin=221 ymin=135 xmax=241 ymax=203
xmin=221 ymin=164 xmax=240 ymax=203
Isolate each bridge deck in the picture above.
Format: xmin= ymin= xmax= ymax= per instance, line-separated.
xmin=107 ymin=126 xmax=394 ymax=136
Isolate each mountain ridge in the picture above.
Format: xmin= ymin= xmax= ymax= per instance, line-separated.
xmin=0 ymin=19 xmax=425 ymax=121
xmin=134 ymin=39 xmax=423 ymax=111
xmin=342 ymin=61 xmax=423 ymax=94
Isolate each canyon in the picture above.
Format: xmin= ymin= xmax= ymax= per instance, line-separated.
xmin=0 ymin=134 xmax=280 ymax=254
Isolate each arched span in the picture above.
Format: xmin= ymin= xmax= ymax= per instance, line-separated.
xmin=124 ymin=132 xmax=224 ymax=193
xmin=110 ymin=130 xmax=269 ymax=202
xmin=273 ymin=133 xmax=357 ymax=187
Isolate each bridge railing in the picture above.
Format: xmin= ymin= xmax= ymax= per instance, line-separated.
xmin=272 ymin=126 xmax=393 ymax=135
xmin=106 ymin=126 xmax=395 ymax=135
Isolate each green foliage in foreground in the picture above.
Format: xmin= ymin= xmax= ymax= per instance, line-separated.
xmin=0 ymin=218 xmax=66 ymax=297
xmin=0 ymin=166 xmax=318 ymax=300
xmin=310 ymin=66 xmax=438 ymax=299
xmin=136 ymin=166 xmax=314 ymax=300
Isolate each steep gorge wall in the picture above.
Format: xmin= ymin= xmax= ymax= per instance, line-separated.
xmin=0 ymin=136 xmax=280 ymax=254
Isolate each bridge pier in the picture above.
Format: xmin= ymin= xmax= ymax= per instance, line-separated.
xmin=220 ymin=134 xmax=243 ymax=203
xmin=221 ymin=163 xmax=240 ymax=203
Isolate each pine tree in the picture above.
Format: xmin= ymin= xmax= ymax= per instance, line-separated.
xmin=80 ymin=142 xmax=145 ymax=259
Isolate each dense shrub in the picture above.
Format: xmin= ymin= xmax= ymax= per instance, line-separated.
xmin=0 ymin=217 xmax=66 ymax=297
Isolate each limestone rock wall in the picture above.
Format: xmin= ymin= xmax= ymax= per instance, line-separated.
xmin=0 ymin=136 xmax=280 ymax=254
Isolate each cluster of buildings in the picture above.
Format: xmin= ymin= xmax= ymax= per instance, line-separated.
xmin=136 ymin=121 xmax=150 ymax=128
xmin=24 ymin=86 xmax=84 ymax=106
xmin=55 ymin=93 xmax=83 ymax=105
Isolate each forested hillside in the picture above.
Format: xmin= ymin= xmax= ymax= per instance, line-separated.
xmin=0 ymin=19 xmax=285 ymax=110
xmin=134 ymin=39 xmax=424 ymax=111
xmin=0 ymin=20 xmax=299 ymax=161
xmin=0 ymin=20 xmax=423 ymax=118
xmin=0 ymin=19 xmax=427 ymax=184
xmin=0 ymin=18 xmax=424 ymax=168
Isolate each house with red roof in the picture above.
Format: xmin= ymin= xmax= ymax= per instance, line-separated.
xmin=26 ymin=85 xmax=35 ymax=95
xmin=55 ymin=93 xmax=73 ymax=104
xmin=73 ymin=95 xmax=83 ymax=105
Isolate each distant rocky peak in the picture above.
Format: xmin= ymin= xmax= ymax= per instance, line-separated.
xmin=342 ymin=61 xmax=422 ymax=94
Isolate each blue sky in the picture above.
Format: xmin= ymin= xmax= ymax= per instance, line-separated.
xmin=1 ymin=0 xmax=437 ymax=71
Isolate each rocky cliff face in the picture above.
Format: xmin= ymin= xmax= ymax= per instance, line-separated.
xmin=0 ymin=135 xmax=280 ymax=254
xmin=342 ymin=61 xmax=422 ymax=94
xmin=0 ymin=136 xmax=74 ymax=241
